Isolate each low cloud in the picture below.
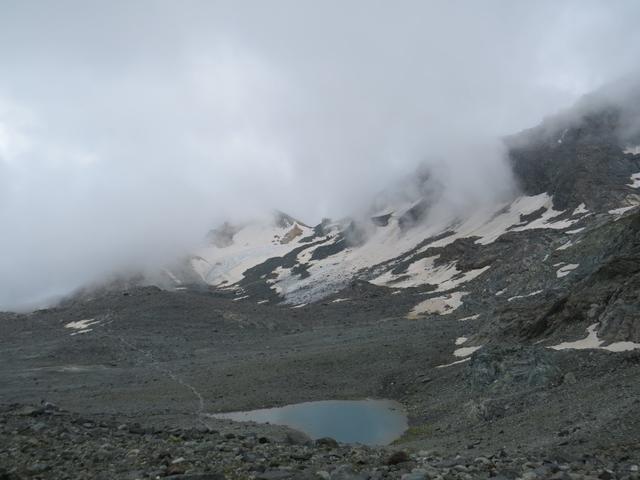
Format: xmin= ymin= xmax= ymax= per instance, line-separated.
xmin=1 ymin=0 xmax=639 ymax=310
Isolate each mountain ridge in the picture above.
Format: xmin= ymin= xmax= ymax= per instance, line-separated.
xmin=31 ymin=84 xmax=640 ymax=351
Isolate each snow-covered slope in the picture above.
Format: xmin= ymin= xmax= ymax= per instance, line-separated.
xmin=175 ymin=94 xmax=640 ymax=313
xmin=63 ymin=83 xmax=640 ymax=352
xmin=188 ymin=211 xmax=313 ymax=288
xmin=153 ymin=86 xmax=640 ymax=318
xmin=264 ymin=192 xmax=588 ymax=305
xmin=174 ymin=183 xmax=602 ymax=309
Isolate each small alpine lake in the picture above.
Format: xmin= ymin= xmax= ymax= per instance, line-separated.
xmin=209 ymin=399 xmax=408 ymax=446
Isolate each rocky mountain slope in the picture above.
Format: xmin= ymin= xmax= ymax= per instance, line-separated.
xmin=143 ymin=84 xmax=640 ymax=350
xmin=3 ymin=84 xmax=640 ymax=479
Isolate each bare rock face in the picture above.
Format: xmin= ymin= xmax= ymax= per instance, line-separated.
xmin=371 ymin=213 xmax=392 ymax=227
xmin=398 ymin=199 xmax=432 ymax=231
xmin=508 ymin=85 xmax=640 ymax=212
xmin=598 ymin=275 xmax=640 ymax=343
xmin=280 ymin=224 xmax=304 ymax=244
xmin=498 ymin=211 xmax=640 ymax=345
xmin=272 ymin=210 xmax=308 ymax=229
xmin=467 ymin=345 xmax=562 ymax=392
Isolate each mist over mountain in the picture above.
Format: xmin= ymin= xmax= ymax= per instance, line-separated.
xmin=7 ymin=4 xmax=640 ymax=476
xmin=1 ymin=1 xmax=640 ymax=310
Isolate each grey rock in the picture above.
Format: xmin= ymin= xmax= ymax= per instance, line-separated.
xmin=257 ymin=470 xmax=295 ymax=480
xmin=563 ymin=372 xmax=577 ymax=385
xmin=549 ymin=473 xmax=571 ymax=480
xmin=316 ymin=437 xmax=340 ymax=449
xmin=170 ymin=475 xmax=226 ymax=480
xmin=26 ymin=463 xmax=50 ymax=474
xmin=385 ymin=451 xmax=411 ymax=465
xmin=468 ymin=345 xmax=562 ymax=391
xmin=598 ymin=470 xmax=615 ymax=480
xmin=285 ymin=430 xmax=313 ymax=446
xmin=401 ymin=472 xmax=427 ymax=480
xmin=330 ymin=465 xmax=369 ymax=480
xmin=30 ymin=422 xmax=47 ymax=432
xmin=14 ymin=406 xmax=43 ymax=417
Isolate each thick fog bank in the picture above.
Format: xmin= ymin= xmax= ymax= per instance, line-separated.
xmin=1 ymin=1 xmax=639 ymax=310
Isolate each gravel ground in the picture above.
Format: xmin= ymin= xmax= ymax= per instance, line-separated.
xmin=2 ymin=286 xmax=640 ymax=479
xmin=2 ymin=402 xmax=640 ymax=480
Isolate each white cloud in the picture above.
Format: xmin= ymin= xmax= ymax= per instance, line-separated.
xmin=0 ymin=0 xmax=639 ymax=310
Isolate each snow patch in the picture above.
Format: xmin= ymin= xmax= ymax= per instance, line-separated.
xmin=550 ymin=323 xmax=640 ymax=352
xmin=609 ymin=205 xmax=638 ymax=216
xmin=70 ymin=329 xmax=93 ymax=336
xmin=435 ymin=340 xmax=483 ymax=368
xmin=556 ymin=264 xmax=579 ymax=278
xmin=453 ymin=345 xmax=482 ymax=357
xmin=507 ymin=290 xmax=543 ymax=302
xmin=435 ymin=357 xmax=470 ymax=369
xmin=624 ymin=145 xmax=640 ymax=155
xmin=331 ymin=298 xmax=350 ymax=303
xmin=65 ymin=318 xmax=101 ymax=336
xmin=407 ymin=291 xmax=466 ymax=319
xmin=372 ymin=256 xmax=489 ymax=292
xmin=65 ymin=319 xmax=99 ymax=330
xmin=556 ymin=241 xmax=573 ymax=251
xmin=572 ymin=203 xmax=588 ymax=216
xmin=436 ymin=266 xmax=490 ymax=292
xmin=628 ymin=173 xmax=640 ymax=189
xmin=458 ymin=314 xmax=480 ymax=322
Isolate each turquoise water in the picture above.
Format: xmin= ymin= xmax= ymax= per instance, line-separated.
xmin=210 ymin=399 xmax=408 ymax=445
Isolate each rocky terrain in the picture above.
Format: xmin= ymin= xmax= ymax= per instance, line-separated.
xmin=3 ymin=401 xmax=640 ymax=480
xmin=2 ymin=85 xmax=640 ymax=479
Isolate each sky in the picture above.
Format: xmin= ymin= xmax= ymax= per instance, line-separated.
xmin=1 ymin=0 xmax=640 ymax=310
